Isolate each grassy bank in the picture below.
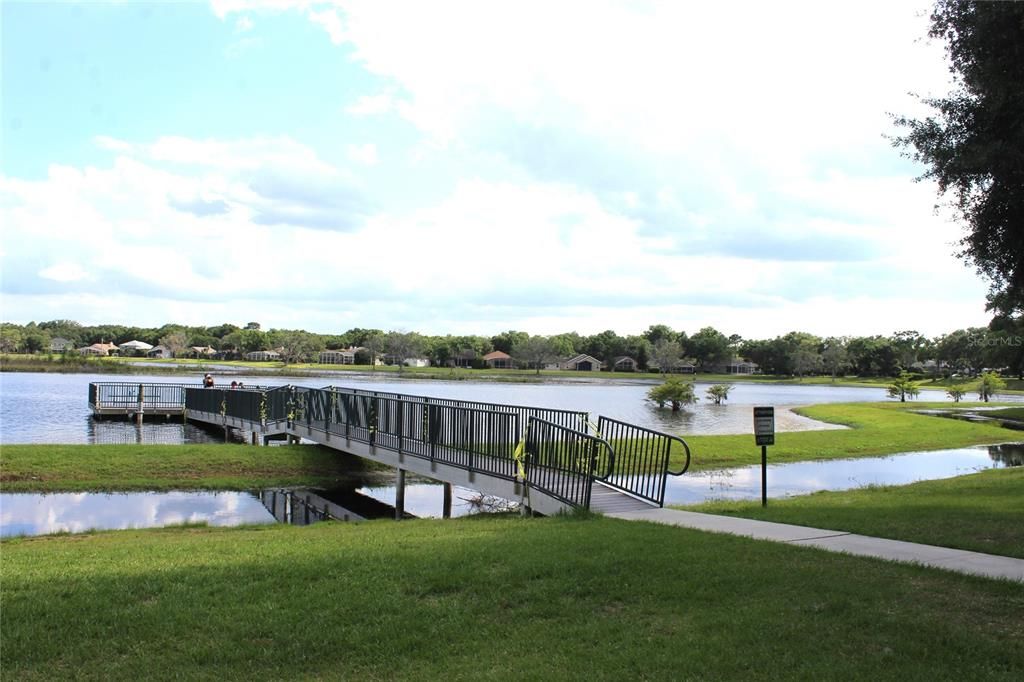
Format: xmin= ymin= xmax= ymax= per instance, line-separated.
xmin=0 ymin=444 xmax=368 ymax=492
xmin=675 ymin=402 xmax=1023 ymax=470
xmin=3 ymin=516 xmax=1023 ymax=680
xmin=677 ymin=467 xmax=1024 ymax=559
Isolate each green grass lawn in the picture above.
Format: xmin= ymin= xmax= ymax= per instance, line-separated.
xmin=2 ymin=515 xmax=1023 ymax=680
xmin=675 ymin=402 xmax=1023 ymax=470
xmin=676 ymin=467 xmax=1024 ymax=559
xmin=0 ymin=444 xmax=368 ymax=492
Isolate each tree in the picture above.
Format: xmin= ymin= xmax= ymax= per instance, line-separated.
xmin=649 ymin=340 xmax=682 ymax=374
xmin=160 ymin=331 xmax=188 ymax=357
xmin=278 ymin=331 xmax=324 ymax=364
xmin=688 ymin=327 xmax=731 ymax=370
xmin=821 ymin=337 xmax=850 ymax=381
xmin=490 ymin=330 xmax=529 ymax=354
xmin=384 ymin=331 xmax=424 ymax=371
xmin=887 ymin=373 xmax=920 ymax=402
xmin=647 ymin=378 xmax=697 ymax=411
xmin=977 ymin=371 xmax=1006 ymax=403
xmin=705 ymin=384 xmax=733 ymax=405
xmin=512 ymin=336 xmax=557 ymax=375
xmin=946 ymin=387 xmax=965 ymax=403
xmin=892 ymin=0 xmax=1024 ymax=316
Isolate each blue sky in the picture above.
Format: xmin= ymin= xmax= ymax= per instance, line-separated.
xmin=0 ymin=0 xmax=994 ymax=338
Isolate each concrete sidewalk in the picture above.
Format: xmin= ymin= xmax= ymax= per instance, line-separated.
xmin=608 ymin=508 xmax=1024 ymax=582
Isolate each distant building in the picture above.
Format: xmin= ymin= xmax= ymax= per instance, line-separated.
xmin=648 ymin=359 xmax=696 ymax=374
xmin=483 ymin=350 xmax=514 ymax=369
xmin=78 ymin=342 xmax=119 ymax=356
xmin=119 ymin=340 xmax=154 ymax=355
xmin=148 ymin=345 xmax=173 ymax=359
xmin=612 ymin=356 xmax=638 ymax=372
xmin=560 ymin=354 xmax=603 ymax=372
xmin=190 ymin=346 xmax=217 ymax=358
xmin=245 ymin=350 xmax=281 ymax=362
xmin=707 ymin=358 xmax=759 ymax=374
xmin=451 ymin=349 xmax=477 ymax=368
xmin=50 ymin=337 xmax=74 ymax=353
xmin=319 ymin=350 xmax=355 ymax=365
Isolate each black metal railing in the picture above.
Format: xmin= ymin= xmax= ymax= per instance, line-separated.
xmin=89 ymin=382 xmax=202 ymax=412
xmin=524 ymin=417 xmax=614 ymax=509
xmin=168 ymin=382 xmax=693 ymax=511
xmin=595 ymin=416 xmax=691 ymax=506
xmin=335 ymin=386 xmax=587 ymax=432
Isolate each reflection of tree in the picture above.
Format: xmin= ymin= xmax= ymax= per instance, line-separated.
xmin=987 ymin=444 xmax=1024 ymax=467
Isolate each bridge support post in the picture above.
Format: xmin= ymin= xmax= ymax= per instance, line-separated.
xmin=395 ymin=468 xmax=406 ymax=520
xmin=442 ymin=482 xmax=452 ymax=519
xmin=251 ymin=431 xmax=258 ymax=446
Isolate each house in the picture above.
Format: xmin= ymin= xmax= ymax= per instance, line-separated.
xmin=319 ymin=349 xmax=355 ymax=365
xmin=119 ymin=340 xmax=153 ymax=355
xmin=724 ymin=359 xmax=759 ymax=375
xmin=147 ymin=345 xmax=173 ymax=359
xmin=245 ymin=350 xmax=281 ymax=362
xmin=612 ymin=356 xmax=638 ymax=372
xmin=78 ymin=342 xmax=119 ymax=356
xmin=648 ymin=359 xmax=696 ymax=374
xmin=50 ymin=337 xmax=74 ymax=353
xmin=451 ymin=349 xmax=477 ymax=368
xmin=483 ymin=350 xmax=514 ymax=369
xmin=190 ymin=346 xmax=217 ymax=358
xmin=560 ymin=354 xmax=603 ymax=371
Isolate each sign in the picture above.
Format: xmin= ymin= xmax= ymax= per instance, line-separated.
xmin=754 ymin=406 xmax=775 ymax=446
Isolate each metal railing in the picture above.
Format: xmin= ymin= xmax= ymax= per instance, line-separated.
xmin=335 ymin=386 xmax=587 ymax=431
xmin=89 ymin=382 xmax=202 ymax=412
xmin=524 ymin=417 xmax=614 ymax=509
xmin=169 ymin=382 xmax=693 ymax=511
xmin=290 ymin=387 xmax=522 ymax=481
xmin=596 ymin=416 xmax=691 ymax=506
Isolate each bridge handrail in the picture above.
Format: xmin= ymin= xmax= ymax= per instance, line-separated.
xmin=595 ymin=415 xmax=692 ymax=506
xmin=525 ymin=416 xmax=616 ymax=509
xmin=89 ymin=382 xmax=204 ymax=410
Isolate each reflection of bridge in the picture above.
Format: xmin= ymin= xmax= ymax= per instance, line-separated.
xmin=88 ymin=382 xmax=692 ymax=516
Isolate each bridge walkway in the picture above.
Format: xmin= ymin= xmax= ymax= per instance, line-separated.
xmin=88 ymin=382 xmax=693 ymax=516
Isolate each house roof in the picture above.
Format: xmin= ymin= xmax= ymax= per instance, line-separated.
xmin=119 ymin=340 xmax=153 ymax=350
xmin=565 ymin=353 xmax=602 ymax=365
xmin=483 ymin=351 xmax=511 ymax=361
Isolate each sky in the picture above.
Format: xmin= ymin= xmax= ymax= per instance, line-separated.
xmin=0 ymin=0 xmax=994 ymax=339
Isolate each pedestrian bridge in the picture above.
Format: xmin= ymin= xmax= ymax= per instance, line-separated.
xmin=88 ymin=382 xmax=692 ymax=516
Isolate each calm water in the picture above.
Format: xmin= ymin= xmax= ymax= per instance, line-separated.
xmin=3 ymin=370 xmax=1004 ymax=443
xmin=3 ymin=443 xmax=1019 ymax=537
xmin=0 ymin=483 xmax=490 ymax=537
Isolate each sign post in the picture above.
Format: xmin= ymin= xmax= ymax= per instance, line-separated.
xmin=753 ymin=407 xmax=775 ymax=507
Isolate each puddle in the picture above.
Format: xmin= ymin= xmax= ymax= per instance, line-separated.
xmin=664 ymin=442 xmax=1023 ymax=504
xmin=0 ymin=480 xmax=516 ymax=538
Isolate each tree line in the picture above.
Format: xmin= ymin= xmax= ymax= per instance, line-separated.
xmin=1 ymin=318 xmax=1021 ymax=378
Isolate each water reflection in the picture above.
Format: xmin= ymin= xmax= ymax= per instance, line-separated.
xmin=0 ymin=491 xmax=275 ymax=537
xmin=664 ymin=443 xmax=1023 ymax=505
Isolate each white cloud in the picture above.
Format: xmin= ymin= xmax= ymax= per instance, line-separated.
xmin=0 ymin=133 xmax=990 ymax=337
xmin=39 ymin=263 xmax=89 ymax=283
xmin=345 ymin=93 xmax=395 ymax=117
xmin=234 ymin=15 xmax=254 ymax=32
xmin=345 ymin=143 xmax=378 ymax=165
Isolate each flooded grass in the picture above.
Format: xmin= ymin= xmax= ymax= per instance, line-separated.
xmin=677 ymin=402 xmax=1024 ymax=470
xmin=2 ymin=516 xmax=1023 ymax=680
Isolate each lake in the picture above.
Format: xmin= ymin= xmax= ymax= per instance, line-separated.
xmin=0 ymin=370 xmax=993 ymax=443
